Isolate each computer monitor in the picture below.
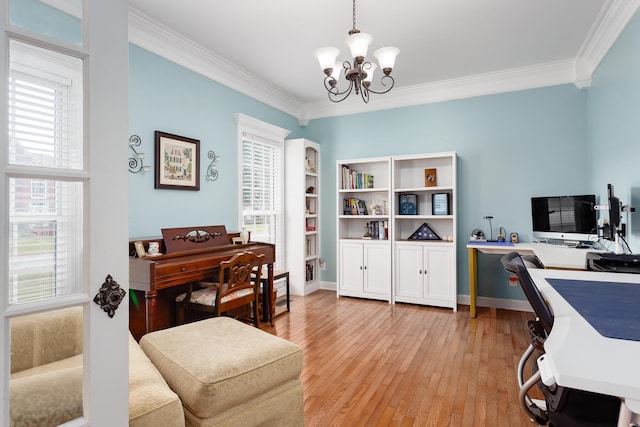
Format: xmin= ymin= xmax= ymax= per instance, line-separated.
xmin=607 ymin=183 xmax=620 ymax=241
xmin=531 ymin=194 xmax=597 ymax=242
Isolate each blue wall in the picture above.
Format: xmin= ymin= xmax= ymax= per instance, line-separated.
xmin=128 ymin=45 xmax=301 ymax=238
xmin=302 ymin=86 xmax=589 ymax=301
xmin=129 ymin=9 xmax=640 ymax=302
xmin=588 ymin=10 xmax=640 ymax=254
xmin=9 ymin=0 xmax=81 ymax=44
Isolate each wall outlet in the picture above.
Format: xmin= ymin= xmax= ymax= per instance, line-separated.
xmin=319 ymin=259 xmax=326 ymax=270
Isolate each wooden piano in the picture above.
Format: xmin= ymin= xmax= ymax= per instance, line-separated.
xmin=128 ymin=225 xmax=275 ymax=341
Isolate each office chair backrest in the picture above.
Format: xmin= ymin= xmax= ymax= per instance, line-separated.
xmin=501 ymin=252 xmax=554 ymax=334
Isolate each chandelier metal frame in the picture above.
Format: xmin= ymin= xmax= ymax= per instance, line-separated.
xmin=315 ymin=0 xmax=399 ymax=103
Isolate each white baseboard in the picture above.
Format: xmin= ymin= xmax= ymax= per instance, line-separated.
xmin=320 ymin=280 xmax=336 ymax=291
xmin=317 ymin=281 xmax=532 ymax=312
xmin=457 ymin=295 xmax=533 ymax=312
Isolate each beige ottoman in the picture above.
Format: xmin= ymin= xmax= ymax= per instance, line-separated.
xmin=139 ymin=317 xmax=304 ymax=427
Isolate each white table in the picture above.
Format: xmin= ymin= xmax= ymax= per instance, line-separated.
xmin=466 ymin=242 xmax=601 ymax=317
xmin=528 ymin=268 xmax=640 ymax=425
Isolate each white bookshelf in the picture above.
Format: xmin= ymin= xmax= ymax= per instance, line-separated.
xmin=336 ymin=157 xmax=392 ymax=301
xmin=335 ymin=152 xmax=457 ymax=310
xmin=285 ymin=138 xmax=320 ymax=296
xmin=392 ymin=152 xmax=457 ymax=309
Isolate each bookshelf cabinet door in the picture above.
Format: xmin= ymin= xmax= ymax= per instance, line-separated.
xmin=339 ymin=242 xmax=364 ymax=293
xmin=363 ymin=243 xmax=391 ymax=295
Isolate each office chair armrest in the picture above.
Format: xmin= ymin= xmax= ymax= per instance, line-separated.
xmin=520 ymin=370 xmax=549 ymax=425
xmin=537 ymin=355 xmax=556 ymax=388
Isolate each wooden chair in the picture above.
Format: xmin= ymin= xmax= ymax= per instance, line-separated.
xmin=175 ymin=251 xmax=264 ymax=327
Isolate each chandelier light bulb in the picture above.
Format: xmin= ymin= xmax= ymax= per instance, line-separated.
xmin=345 ymin=32 xmax=372 ymax=61
xmin=330 ymin=63 xmax=342 ymax=81
xmin=363 ymin=63 xmax=376 ymax=86
xmin=314 ymin=47 xmax=340 ymax=76
xmin=374 ymin=47 xmax=400 ymax=75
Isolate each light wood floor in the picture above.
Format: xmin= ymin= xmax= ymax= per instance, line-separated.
xmin=262 ymin=290 xmax=537 ymax=427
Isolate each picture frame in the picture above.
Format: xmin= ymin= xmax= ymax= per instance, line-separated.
xmin=134 ymin=241 xmax=146 ymax=258
xmin=155 ymin=131 xmax=200 ymax=190
xmin=399 ymin=194 xmax=418 ymax=215
xmin=424 ymin=168 xmax=437 ymax=187
xmin=432 ymin=193 xmax=450 ymax=215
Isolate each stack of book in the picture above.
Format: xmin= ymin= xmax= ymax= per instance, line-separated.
xmin=343 ymin=198 xmax=368 ymax=215
xmin=363 ymin=221 xmax=388 ymax=240
xmin=341 ymin=165 xmax=374 ymax=189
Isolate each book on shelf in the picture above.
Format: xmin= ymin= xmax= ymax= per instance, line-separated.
xmin=341 ymin=165 xmax=374 ymax=190
xmin=305 ymin=263 xmax=314 ymax=281
xmin=364 ymin=220 xmax=388 ymax=240
xmin=343 ymin=197 xmax=369 ymax=215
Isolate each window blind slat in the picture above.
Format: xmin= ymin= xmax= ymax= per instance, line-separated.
xmin=241 ymin=136 xmax=284 ymax=269
xmin=7 ymin=40 xmax=85 ymax=305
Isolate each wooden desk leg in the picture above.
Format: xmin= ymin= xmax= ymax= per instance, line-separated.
xmin=468 ymin=248 xmax=478 ymax=318
xmin=264 ymin=264 xmax=274 ymax=325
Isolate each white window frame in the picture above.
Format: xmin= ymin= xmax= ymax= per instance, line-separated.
xmin=234 ymin=113 xmax=290 ymax=270
xmin=7 ymin=41 xmax=85 ymax=307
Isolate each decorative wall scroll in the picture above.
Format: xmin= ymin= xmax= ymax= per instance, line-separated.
xmin=206 ymin=150 xmax=220 ymax=181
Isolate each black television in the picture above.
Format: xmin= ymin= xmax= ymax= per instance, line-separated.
xmin=531 ymin=194 xmax=597 ymax=242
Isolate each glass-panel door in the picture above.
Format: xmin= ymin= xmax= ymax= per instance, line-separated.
xmin=1 ymin=0 xmax=129 ymax=425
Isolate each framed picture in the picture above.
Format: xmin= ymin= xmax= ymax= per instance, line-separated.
xmin=432 ymin=193 xmax=450 ymax=215
xmin=399 ymin=194 xmax=418 ymax=215
xmin=134 ymin=241 xmax=146 ymax=258
xmin=155 ymin=131 xmax=200 ymax=190
xmin=424 ymin=168 xmax=437 ymax=187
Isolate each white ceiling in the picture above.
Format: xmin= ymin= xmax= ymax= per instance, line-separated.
xmin=127 ymin=0 xmax=640 ymax=123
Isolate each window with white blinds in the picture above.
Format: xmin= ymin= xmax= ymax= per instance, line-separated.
xmin=241 ymin=133 xmax=284 ymax=270
xmin=7 ymin=40 xmax=84 ymax=305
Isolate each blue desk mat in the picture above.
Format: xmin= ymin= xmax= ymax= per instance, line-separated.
xmin=467 ymin=241 xmax=514 ymax=246
xmin=547 ymin=278 xmax=640 ymax=342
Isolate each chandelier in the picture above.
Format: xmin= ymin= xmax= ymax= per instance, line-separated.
xmin=314 ymin=0 xmax=399 ymax=103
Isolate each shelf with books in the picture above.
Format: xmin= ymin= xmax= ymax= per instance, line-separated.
xmin=339 ymin=157 xmax=390 ymax=190
xmin=392 ymin=152 xmax=457 ymax=310
xmin=336 ymin=157 xmax=392 ymax=300
xmin=285 ymin=138 xmax=321 ymax=296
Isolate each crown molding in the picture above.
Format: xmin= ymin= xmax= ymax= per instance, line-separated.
xmin=129 ymin=2 xmax=640 ymax=125
xmin=303 ymin=59 xmax=580 ymax=121
xmin=576 ymin=0 xmax=640 ymax=84
xmin=128 ymin=7 xmax=304 ymax=119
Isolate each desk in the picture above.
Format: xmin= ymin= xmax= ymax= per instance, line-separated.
xmin=528 ymin=268 xmax=640 ymax=424
xmin=466 ymin=242 xmax=600 ymax=317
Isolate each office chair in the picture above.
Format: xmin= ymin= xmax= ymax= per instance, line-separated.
xmin=501 ymin=252 xmax=620 ymax=427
